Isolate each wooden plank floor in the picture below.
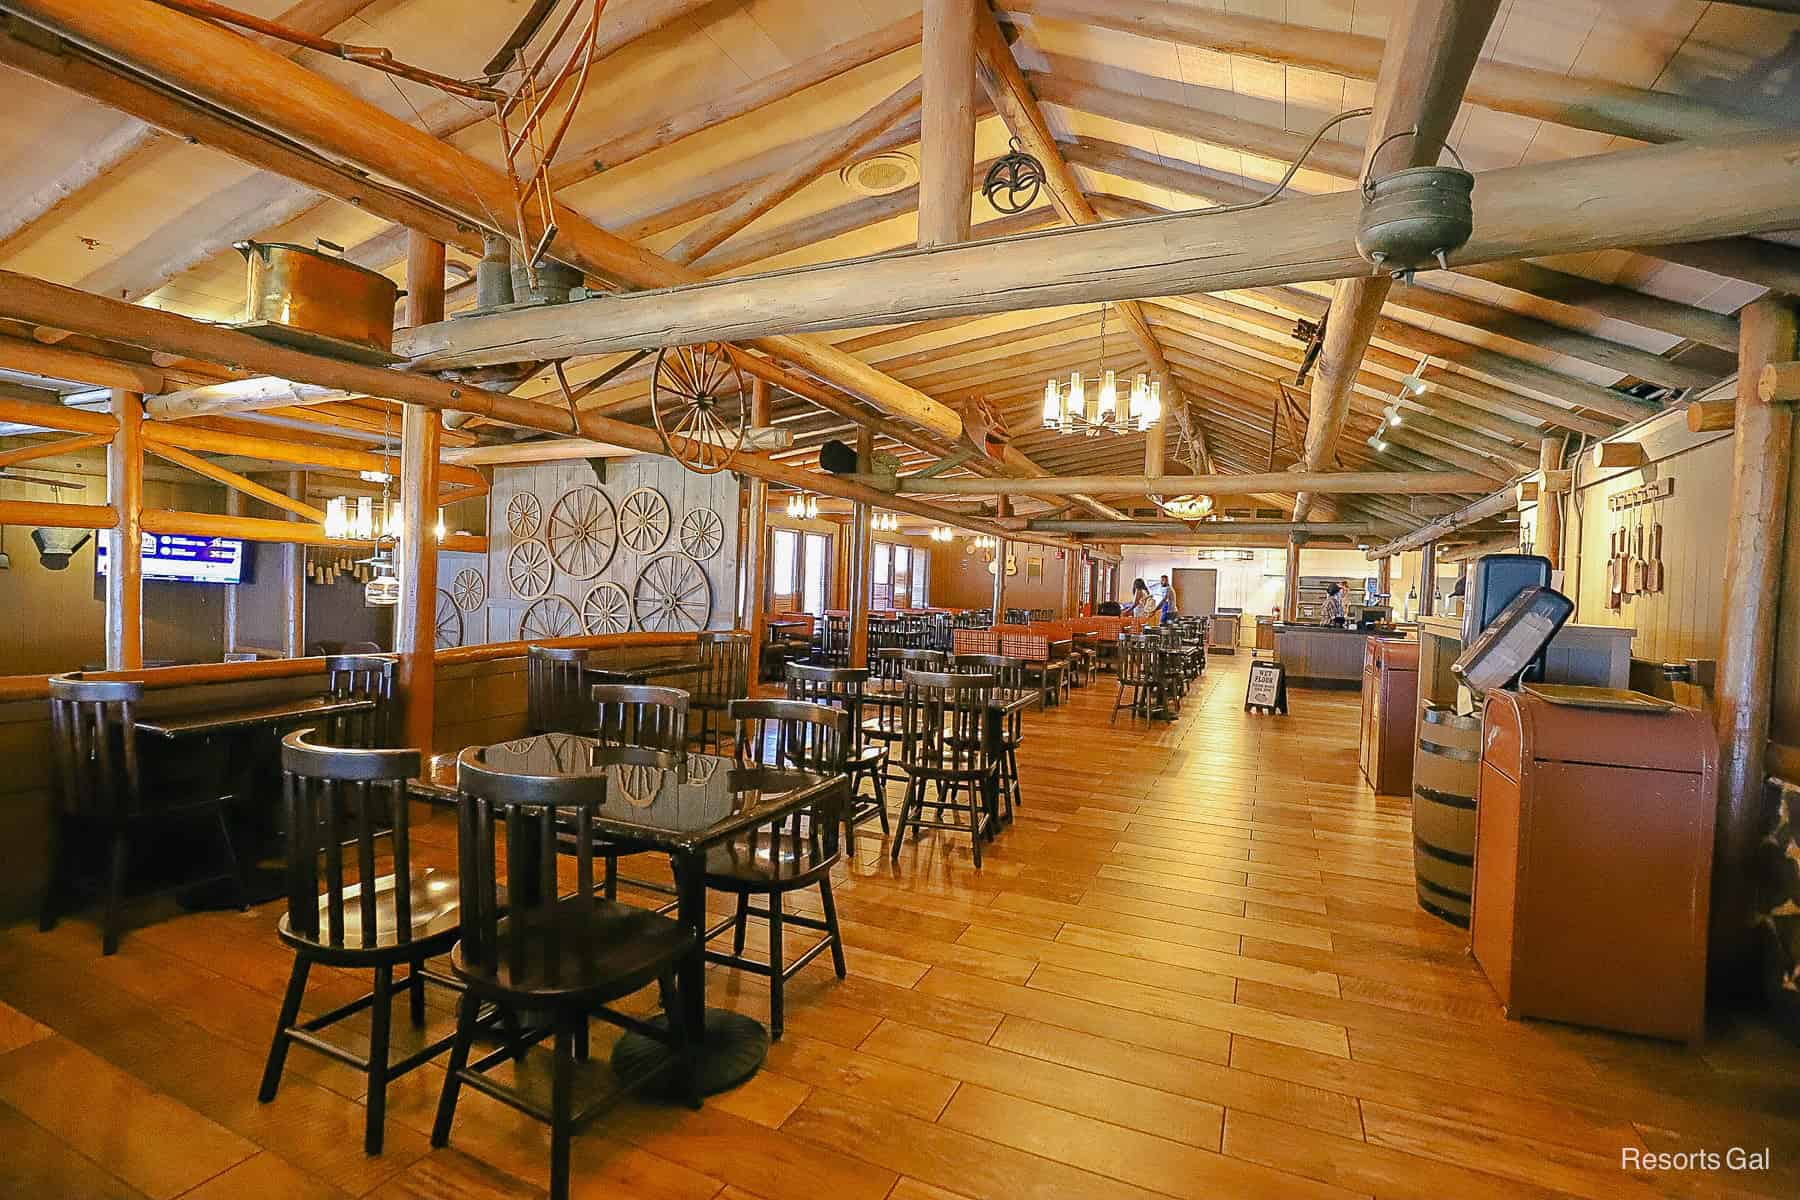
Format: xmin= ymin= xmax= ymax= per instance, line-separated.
xmin=3 ymin=656 xmax=1798 ymax=1199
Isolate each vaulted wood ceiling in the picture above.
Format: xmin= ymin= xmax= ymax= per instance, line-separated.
xmin=1 ymin=0 xmax=1795 ymax=540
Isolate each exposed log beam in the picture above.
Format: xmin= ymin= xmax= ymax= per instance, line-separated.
xmin=872 ymin=470 xmax=1494 ymax=497
xmin=995 ymin=0 xmax=1772 ymax=144
xmin=146 ymin=377 xmax=351 ymax=419
xmin=0 ymin=268 xmax=1078 ymax=551
xmin=972 ymin=6 xmax=1209 ymax=471
xmin=1293 ymin=0 xmax=1501 ymax=523
xmin=1632 ymin=238 xmax=1800 ymax=296
xmin=919 ymin=0 xmax=977 ymax=247
xmin=667 ymin=76 xmax=923 ymax=265
xmin=6 ymin=0 xmax=1096 ymax=505
xmin=397 ymin=129 xmax=1800 ymax=362
xmin=1365 ymin=484 xmax=1519 ymax=557
xmin=544 ymin=13 xmax=923 ymax=190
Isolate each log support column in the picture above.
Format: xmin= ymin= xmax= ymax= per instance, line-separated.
xmin=743 ymin=379 xmax=771 ymax=686
xmin=396 ymin=232 xmax=445 ymax=754
xmin=1419 ymin=541 xmax=1438 ymax=617
xmin=105 ymin=388 xmax=143 ymax=670
xmin=992 ymin=496 xmax=1009 ymax=620
xmin=283 ymin=470 xmax=306 ymax=657
xmin=1713 ymin=294 xmax=1799 ymax=1000
xmin=1062 ymin=549 xmax=1081 ymax=618
xmin=919 ymin=0 xmax=977 ymax=248
xmin=1282 ymin=536 xmax=1302 ymax=622
xmin=1534 ymin=435 xmax=1567 ymax=569
xmin=850 ymin=427 xmax=876 ymax=668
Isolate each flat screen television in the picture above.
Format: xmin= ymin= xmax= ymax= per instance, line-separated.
xmin=96 ymin=533 xmax=249 ymax=585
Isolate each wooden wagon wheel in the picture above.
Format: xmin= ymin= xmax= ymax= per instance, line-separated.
xmin=506 ymin=538 xmax=553 ymax=598
xmin=678 ymin=506 xmax=725 ymax=561
xmin=651 ymin=342 xmax=746 ymax=473
xmin=506 ymin=491 xmax=543 ymax=539
xmin=619 ymin=486 xmax=672 ymax=554
xmin=434 ymin=588 xmax=463 ymax=649
xmin=450 ymin=566 xmax=486 ymax=612
xmin=580 ymin=581 xmax=631 ymax=635
xmin=546 ymin=484 xmax=619 ymax=579
xmin=632 ymin=553 xmax=711 ymax=632
xmin=518 ymin=594 xmax=581 ymax=640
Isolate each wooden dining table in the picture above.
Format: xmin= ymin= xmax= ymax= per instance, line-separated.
xmin=579 ymin=654 xmax=700 ymax=685
xmin=413 ymin=736 xmax=844 ymax=1096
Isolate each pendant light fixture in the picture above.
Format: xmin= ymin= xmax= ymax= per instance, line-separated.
xmin=1042 ymin=304 xmax=1159 ymax=438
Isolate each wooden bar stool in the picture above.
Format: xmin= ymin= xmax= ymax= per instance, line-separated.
xmin=705 ymin=699 xmax=850 ymax=1039
xmin=42 ymin=674 xmax=247 ymax=955
xmin=890 ymin=670 xmax=998 ymax=869
xmin=259 ymin=730 xmax=464 ymax=1155
xmin=784 ymin=663 xmax=888 ymax=848
xmin=433 ymin=747 xmax=700 ymax=1200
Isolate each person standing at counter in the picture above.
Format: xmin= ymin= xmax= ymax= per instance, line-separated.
xmin=1131 ymin=578 xmax=1160 ymax=622
xmin=1157 ymin=574 xmax=1178 ymax=622
xmin=1321 ymin=581 xmax=1348 ymax=627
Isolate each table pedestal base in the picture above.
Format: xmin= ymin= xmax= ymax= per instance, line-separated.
xmin=611 ymin=1008 xmax=768 ymax=1099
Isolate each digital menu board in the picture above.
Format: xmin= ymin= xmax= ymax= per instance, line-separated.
xmin=95 ymin=533 xmax=248 ymax=585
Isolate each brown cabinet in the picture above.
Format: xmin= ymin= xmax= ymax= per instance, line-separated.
xmin=1473 ymin=689 xmax=1717 ymax=1041
xmin=1359 ymin=638 xmax=1418 ymax=794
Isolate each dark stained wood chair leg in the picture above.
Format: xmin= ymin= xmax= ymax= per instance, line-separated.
xmin=103 ymin=831 xmax=129 ymax=957
xmin=550 ymin=1022 xmax=576 ymax=1200
xmin=767 ymin=891 xmax=785 ymax=1041
xmin=409 ymin=956 xmax=427 ymax=1027
xmin=365 ymin=964 xmax=393 ymax=1156
xmin=259 ymin=953 xmax=312 ymax=1101
xmin=603 ymin=852 xmax=618 ymax=901
xmin=574 ymin=1018 xmax=589 ymax=1063
xmin=819 ymin=877 xmax=847 ymax=979
xmin=431 ymin=991 xmax=479 ymax=1147
xmin=732 ymin=893 xmax=750 ymax=956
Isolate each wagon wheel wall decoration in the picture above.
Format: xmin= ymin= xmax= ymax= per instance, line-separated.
xmin=518 ymin=594 xmax=581 ymax=640
xmin=651 ymin=342 xmax=747 ymax=473
xmin=581 ymin=581 xmax=632 ymax=635
xmin=678 ymin=506 xmax=725 ymax=561
xmin=633 ymin=553 xmax=712 ymax=633
xmin=619 ymin=486 xmax=672 ymax=554
xmin=506 ymin=491 xmax=543 ymax=539
xmin=434 ymin=588 xmax=463 ymax=649
xmin=450 ymin=566 xmax=486 ymax=612
xmin=546 ymin=484 xmax=619 ymax=580
xmin=506 ymin=538 xmax=554 ymax=599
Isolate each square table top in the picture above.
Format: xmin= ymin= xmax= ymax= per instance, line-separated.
xmin=412 ymin=736 xmax=840 ymax=854
xmin=135 ymin=695 xmax=377 ymax=739
xmin=861 ymin=681 xmax=1038 ymax=716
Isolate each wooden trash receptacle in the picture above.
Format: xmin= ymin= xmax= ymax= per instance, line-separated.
xmin=1413 ymin=704 xmax=1481 ymax=927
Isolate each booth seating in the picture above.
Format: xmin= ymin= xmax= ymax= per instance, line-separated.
xmin=994 ymin=625 xmax=1071 ymax=708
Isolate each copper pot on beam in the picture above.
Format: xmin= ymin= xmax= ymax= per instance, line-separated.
xmin=235 ymin=238 xmax=401 ymax=353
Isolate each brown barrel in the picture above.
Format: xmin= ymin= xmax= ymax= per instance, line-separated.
xmin=1413 ymin=705 xmax=1480 ymax=927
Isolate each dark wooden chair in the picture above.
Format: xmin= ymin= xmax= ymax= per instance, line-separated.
xmin=527 ymin=644 xmax=594 ymax=735
xmin=1113 ymin=638 xmax=1158 ymax=721
xmin=690 ymin=631 xmax=750 ymax=752
xmin=41 ymin=674 xmax=247 ymax=955
xmin=890 ymin=670 xmax=997 ymax=868
xmin=433 ymin=746 xmax=699 ymax=1200
xmin=784 ymin=663 xmax=888 ymax=849
xmin=259 ymin=729 xmax=463 ymax=1155
xmin=865 ymin=648 xmax=944 ymax=795
xmin=325 ymin=653 xmax=398 ymax=747
xmin=708 ymin=699 xmax=849 ymax=1039
xmin=590 ymin=683 xmax=689 ymax=903
xmin=952 ymin=653 xmax=1026 ymax=823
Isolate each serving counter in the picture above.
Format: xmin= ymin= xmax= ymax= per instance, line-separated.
xmin=1274 ymin=623 xmax=1409 ymax=687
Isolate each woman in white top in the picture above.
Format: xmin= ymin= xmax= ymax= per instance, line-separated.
xmin=1131 ymin=578 xmax=1160 ymax=623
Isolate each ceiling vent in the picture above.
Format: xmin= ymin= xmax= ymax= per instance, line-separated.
xmin=841 ymin=151 xmax=918 ymax=196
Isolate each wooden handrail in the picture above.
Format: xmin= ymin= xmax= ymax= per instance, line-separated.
xmin=0 ymin=631 xmax=739 ymax=703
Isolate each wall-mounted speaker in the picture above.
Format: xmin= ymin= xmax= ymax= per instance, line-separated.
xmin=819 ymin=440 xmax=858 ymax=474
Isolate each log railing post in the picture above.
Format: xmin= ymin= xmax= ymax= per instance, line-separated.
xmin=743 ymin=379 xmax=771 ymax=686
xmin=396 ymin=232 xmax=445 ymax=754
xmin=105 ymin=388 xmax=143 ymax=669
xmin=1712 ymin=293 xmax=1799 ymax=1000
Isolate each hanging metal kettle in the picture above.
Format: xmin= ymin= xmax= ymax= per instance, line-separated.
xmin=1355 ymin=131 xmax=1474 ymax=280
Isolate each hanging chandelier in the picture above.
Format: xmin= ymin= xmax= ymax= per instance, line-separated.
xmin=869 ymin=511 xmax=898 ymax=533
xmin=1041 ymin=304 xmax=1160 ymax=437
xmin=928 ymin=525 xmax=955 ymax=542
xmin=1157 ymin=494 xmax=1216 ymax=520
xmin=969 ymin=533 xmax=997 ymax=551
xmin=784 ymin=491 xmax=818 ymax=520
xmin=316 ymin=407 xmax=444 ymax=606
